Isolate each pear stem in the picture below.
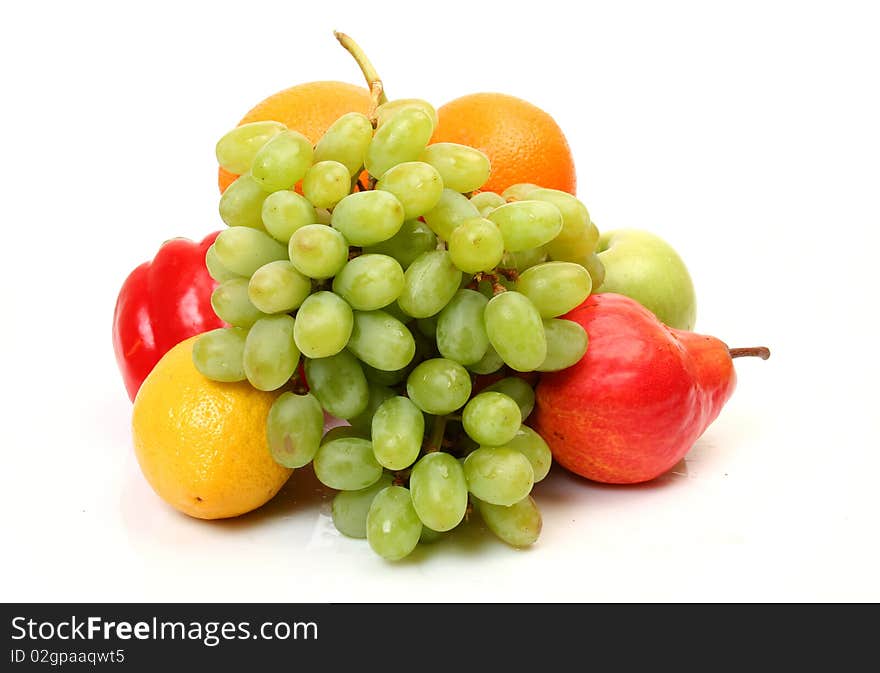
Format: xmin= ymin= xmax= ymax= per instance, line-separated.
xmin=729 ymin=346 xmax=771 ymax=360
xmin=334 ymin=31 xmax=388 ymax=119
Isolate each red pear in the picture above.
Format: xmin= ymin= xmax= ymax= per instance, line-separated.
xmin=532 ymin=293 xmax=768 ymax=484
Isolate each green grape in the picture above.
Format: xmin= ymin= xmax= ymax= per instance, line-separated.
xmin=410 ymin=452 xmax=468 ymax=532
xmin=457 ymin=434 xmax=482 ymax=457
xmin=415 ymin=315 xmax=438 ymax=339
xmin=502 ymin=425 xmax=552 ymax=482
xmin=475 ymin=495 xmax=542 ymax=548
xmin=247 ymin=260 xmax=311 ymax=314
xmin=578 ymin=252 xmax=605 ymax=290
xmin=304 ymin=351 xmax=369 ymax=419
xmin=475 ymin=275 xmax=515 ymax=300
xmin=293 ymin=291 xmax=353 ymax=358
xmin=419 ymin=526 xmax=444 ymax=544
xmin=376 ymin=98 xmax=438 ymax=129
xmin=382 ymin=300 xmax=414 ymax=325
xmin=366 ymin=486 xmax=423 ymax=561
xmin=363 ymin=219 xmax=437 ymax=269
xmin=219 ymin=174 xmax=269 ymax=230
xmin=211 ymin=278 xmax=266 ymax=327
xmin=288 ymin=224 xmax=348 ymax=279
xmin=448 ymin=217 xmax=505 ymax=273
xmin=501 ymin=183 xmax=540 ymax=201
xmin=397 ymin=251 xmax=462 ymax=318
xmin=484 ymin=291 xmax=547 ymax=371
xmin=323 ymin=425 xmax=368 ymax=442
xmin=463 ymin=447 xmax=534 ymax=506
xmin=331 ymin=473 xmax=394 ymax=539
xmin=529 ymin=188 xmax=599 ymax=262
xmin=462 ymin=392 xmax=521 ymax=447
xmin=348 ymin=310 xmax=415 ymax=371
xmin=251 ymin=130 xmax=313 ymax=192
xmin=205 ymin=244 xmax=241 ymax=283
xmin=499 ymin=247 xmax=548 ymax=273
xmin=315 ymin=207 xmax=332 ymax=225
xmin=261 ymin=190 xmax=316 ymax=243
xmin=362 ymin=362 xmax=409 ymax=387
xmin=313 ymin=112 xmax=374 ymax=176
xmin=331 ymin=190 xmax=405 ymax=246
xmin=242 ymin=314 xmax=299 ymax=391
xmin=365 ymin=107 xmax=434 ymax=178
xmin=347 ymin=383 xmax=396 ymax=435
xmin=192 ymin=327 xmax=247 ymax=382
xmin=423 ymin=188 xmax=480 ymax=240
xmin=376 ymin=161 xmax=444 ymax=219
xmin=545 ymin=231 xmax=599 ymax=265
xmin=332 ymin=254 xmax=405 ymax=311
xmin=483 ymin=377 xmax=535 ymax=420
xmin=266 ymin=392 xmax=324 ymax=468
xmin=302 ymin=160 xmax=351 ymax=210
xmin=313 ymin=437 xmax=383 ymax=491
xmin=371 ymin=396 xmax=424 ymax=470
xmin=545 ymin=228 xmax=598 ymax=263
xmin=406 ymin=358 xmax=472 ymax=415
xmin=488 ymin=200 xmax=563 ymax=252
xmin=466 ymin=344 xmax=505 ymax=375
xmin=213 ymin=227 xmax=288 ymax=277
xmin=538 ymin=318 xmax=589 ymax=372
xmin=215 ymin=121 xmax=287 ymax=174
xmin=435 ymin=289 xmax=489 ymax=365
xmin=420 ymin=142 xmax=491 ymax=193
xmin=411 ymin=321 xmax=437 ymax=363
xmin=516 ymin=261 xmax=592 ymax=318
xmin=470 ymin=191 xmax=506 ymax=217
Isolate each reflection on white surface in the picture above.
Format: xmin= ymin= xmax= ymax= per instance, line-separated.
xmin=113 ymin=429 xmax=745 ymax=602
xmin=4 ymin=361 xmax=879 ymax=602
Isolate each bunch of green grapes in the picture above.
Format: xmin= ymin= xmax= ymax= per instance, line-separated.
xmin=193 ymin=98 xmax=603 ymax=560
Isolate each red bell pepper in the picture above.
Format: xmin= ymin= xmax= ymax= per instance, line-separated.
xmin=113 ymin=231 xmax=225 ymax=401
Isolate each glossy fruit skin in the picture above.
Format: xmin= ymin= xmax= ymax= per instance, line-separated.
xmin=218 ymin=81 xmax=372 ymax=192
xmin=431 ymin=93 xmax=576 ymax=196
xmin=113 ymin=232 xmax=224 ymax=401
xmin=532 ymin=293 xmax=736 ymax=484
xmin=596 ymin=228 xmax=697 ymax=331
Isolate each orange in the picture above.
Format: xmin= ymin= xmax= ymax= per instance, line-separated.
xmin=131 ymin=336 xmax=292 ymax=519
xmin=218 ymin=80 xmax=371 ymax=192
xmin=431 ymin=92 xmax=577 ymax=196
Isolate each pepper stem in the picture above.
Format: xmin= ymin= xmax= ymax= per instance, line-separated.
xmin=334 ymin=31 xmax=388 ymax=119
xmin=729 ymin=346 xmax=771 ymax=360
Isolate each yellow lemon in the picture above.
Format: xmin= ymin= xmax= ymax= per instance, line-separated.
xmin=132 ymin=336 xmax=292 ymax=519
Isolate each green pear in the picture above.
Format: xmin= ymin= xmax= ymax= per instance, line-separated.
xmin=596 ymin=229 xmax=696 ymax=330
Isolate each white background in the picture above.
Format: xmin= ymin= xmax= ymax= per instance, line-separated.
xmin=1 ymin=0 xmax=878 ymax=602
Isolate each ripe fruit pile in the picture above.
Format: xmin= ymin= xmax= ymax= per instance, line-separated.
xmin=194 ymin=96 xmax=603 ymax=560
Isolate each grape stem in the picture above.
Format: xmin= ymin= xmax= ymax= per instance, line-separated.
xmin=289 ymin=368 xmax=308 ymax=395
xmin=496 ymin=267 xmax=520 ymax=282
xmin=468 ymin=272 xmax=508 ymax=295
xmin=334 ymin=31 xmax=388 ymax=122
xmin=392 ymin=468 xmax=411 ymax=487
xmin=424 ymin=414 xmax=447 ymax=453
xmin=729 ymin=346 xmax=771 ymax=360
